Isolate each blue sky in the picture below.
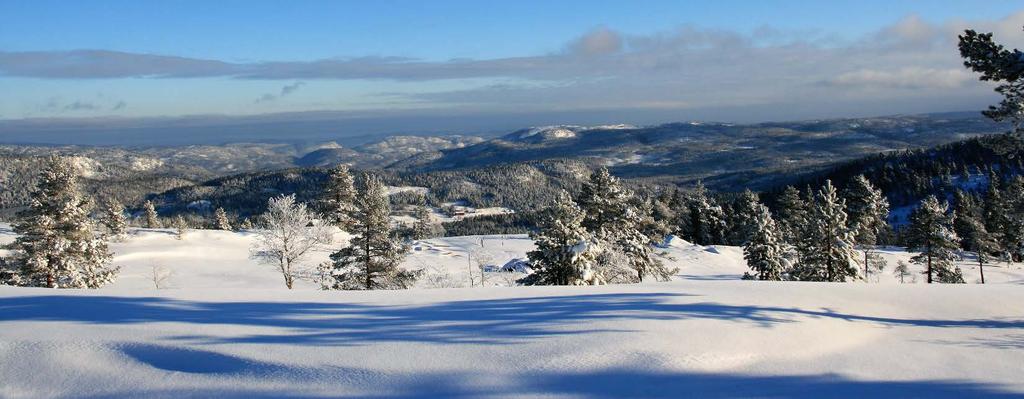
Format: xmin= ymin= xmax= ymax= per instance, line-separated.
xmin=1 ymin=0 xmax=1023 ymax=124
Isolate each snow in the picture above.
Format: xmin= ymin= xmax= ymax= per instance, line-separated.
xmin=385 ymin=185 xmax=429 ymax=196
xmin=1 ymin=227 xmax=1024 ymax=397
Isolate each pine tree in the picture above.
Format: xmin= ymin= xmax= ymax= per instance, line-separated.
xmin=7 ymin=157 xmax=118 ymax=288
xmin=686 ymin=181 xmax=726 ymax=245
xmin=958 ymin=27 xmax=1024 ymax=135
xmin=905 ymin=196 xmax=964 ymax=284
xmin=143 ymin=200 xmax=160 ymax=228
xmin=239 ymin=217 xmax=255 ymax=230
xmin=321 ymin=164 xmax=359 ymax=231
xmin=728 ymin=189 xmax=761 ymax=245
xmin=213 ymin=207 xmax=233 ymax=231
xmin=792 ymin=180 xmax=860 ymax=282
xmin=774 ymin=185 xmax=807 ymax=252
xmin=410 ymin=203 xmax=434 ymax=240
xmin=743 ymin=203 xmax=787 ymax=281
xmin=983 ymin=173 xmax=1010 ymax=260
xmin=955 ymin=193 xmax=998 ymax=284
xmin=1001 ymin=176 xmax=1024 ymax=261
xmin=100 ymin=198 xmax=128 ymax=237
xmin=844 ymin=175 xmax=890 ymax=279
xmin=172 ymin=215 xmax=188 ymax=240
xmin=576 ymin=168 xmax=676 ymax=283
xmin=520 ymin=191 xmax=601 ymax=285
xmin=322 ymin=174 xmax=418 ymax=290
xmin=893 ymin=260 xmax=912 ymax=283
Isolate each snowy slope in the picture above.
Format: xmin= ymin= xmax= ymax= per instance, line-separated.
xmin=1 ymin=226 xmax=1022 ymax=291
xmin=1 ymin=281 xmax=1023 ymax=397
xmin=2 ymin=227 xmax=1024 ymax=397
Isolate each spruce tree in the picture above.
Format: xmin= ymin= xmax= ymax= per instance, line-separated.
xmin=100 ymin=198 xmax=128 ymax=237
xmin=143 ymin=200 xmax=160 ymax=228
xmin=321 ymin=164 xmax=359 ymax=231
xmin=7 ymin=157 xmax=118 ymax=288
xmin=213 ymin=207 xmax=233 ymax=231
xmin=743 ymin=203 xmax=787 ymax=281
xmin=520 ymin=191 xmax=601 ymax=285
xmin=905 ymin=196 xmax=965 ymax=284
xmin=322 ymin=174 xmax=418 ymax=290
xmin=792 ymin=180 xmax=860 ymax=282
xmin=239 ymin=217 xmax=255 ymax=230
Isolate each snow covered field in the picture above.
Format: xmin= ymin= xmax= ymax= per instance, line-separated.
xmin=1 ymin=227 xmax=1024 ymax=397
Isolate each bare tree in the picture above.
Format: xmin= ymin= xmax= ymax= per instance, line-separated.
xmin=251 ymin=195 xmax=333 ymax=289
xmin=150 ymin=264 xmax=173 ymax=289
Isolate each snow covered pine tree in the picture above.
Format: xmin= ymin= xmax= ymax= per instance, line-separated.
xmin=143 ymin=200 xmax=160 ymax=228
xmin=906 ymin=196 xmax=965 ymax=284
xmin=520 ymin=191 xmax=601 ymax=285
xmin=214 ymin=207 xmax=233 ymax=231
xmin=844 ymin=175 xmax=890 ymax=279
xmin=5 ymin=156 xmax=118 ymax=288
xmin=100 ymin=198 xmax=129 ymax=238
xmin=576 ymin=167 xmax=677 ymax=283
xmin=321 ymin=174 xmax=419 ymax=290
xmin=793 ymin=180 xmax=860 ymax=282
xmin=321 ymin=164 xmax=359 ymax=231
xmin=743 ymin=203 xmax=787 ymax=280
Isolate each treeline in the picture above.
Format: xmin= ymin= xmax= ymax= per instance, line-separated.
xmin=769 ymin=134 xmax=1024 ymax=211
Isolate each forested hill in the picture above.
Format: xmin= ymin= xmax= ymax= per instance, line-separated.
xmin=397 ymin=112 xmax=1007 ymax=191
xmin=767 ymin=134 xmax=1024 ymax=211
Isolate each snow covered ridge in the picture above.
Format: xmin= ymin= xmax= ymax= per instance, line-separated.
xmin=510 ymin=124 xmax=638 ymax=140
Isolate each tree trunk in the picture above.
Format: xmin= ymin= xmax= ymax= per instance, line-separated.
xmin=927 ymin=257 xmax=932 ymax=283
xmin=365 ymin=229 xmax=372 ymax=290
xmin=282 ymin=259 xmax=293 ymax=289
xmin=864 ymin=249 xmax=869 ymax=282
xmin=978 ymin=255 xmax=985 ymax=284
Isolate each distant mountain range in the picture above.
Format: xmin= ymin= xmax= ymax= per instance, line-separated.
xmin=395 ymin=112 xmax=1008 ymax=190
xmin=0 ymin=111 xmax=1011 ymax=217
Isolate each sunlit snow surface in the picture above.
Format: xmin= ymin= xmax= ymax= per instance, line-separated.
xmin=1 ymin=226 xmax=1023 ymax=398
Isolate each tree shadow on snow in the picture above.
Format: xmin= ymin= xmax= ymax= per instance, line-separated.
xmin=79 ymin=368 xmax=1024 ymax=398
xmin=1 ymin=293 xmax=1023 ymax=347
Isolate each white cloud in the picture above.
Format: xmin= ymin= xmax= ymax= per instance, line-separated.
xmin=825 ymin=67 xmax=975 ymax=89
